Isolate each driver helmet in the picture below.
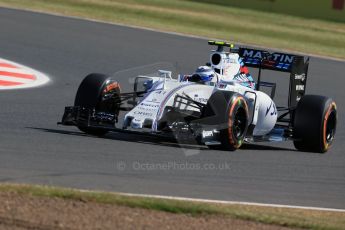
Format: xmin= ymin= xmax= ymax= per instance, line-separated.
xmin=191 ymin=66 xmax=217 ymax=83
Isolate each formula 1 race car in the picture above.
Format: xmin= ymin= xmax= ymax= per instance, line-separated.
xmin=59 ymin=41 xmax=337 ymax=153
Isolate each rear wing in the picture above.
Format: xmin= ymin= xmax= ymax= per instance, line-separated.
xmin=238 ymin=48 xmax=309 ymax=108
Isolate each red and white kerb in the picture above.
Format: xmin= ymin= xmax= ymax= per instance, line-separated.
xmin=0 ymin=58 xmax=50 ymax=90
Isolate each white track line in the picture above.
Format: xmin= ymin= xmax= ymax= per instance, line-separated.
xmin=7 ymin=184 xmax=345 ymax=213
xmin=0 ymin=58 xmax=50 ymax=90
xmin=76 ymin=188 xmax=345 ymax=212
xmin=1 ymin=6 xmax=344 ymax=63
xmin=112 ymin=192 xmax=345 ymax=213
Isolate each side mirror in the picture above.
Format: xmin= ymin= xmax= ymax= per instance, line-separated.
xmin=134 ymin=76 xmax=153 ymax=96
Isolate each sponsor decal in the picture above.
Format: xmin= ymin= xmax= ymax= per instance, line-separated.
xmin=140 ymin=103 xmax=160 ymax=108
xmin=294 ymin=74 xmax=306 ymax=82
xmin=193 ymin=97 xmax=208 ymax=103
xmin=226 ymin=58 xmax=237 ymax=64
xmin=0 ymin=58 xmax=49 ymax=90
xmin=202 ymin=130 xmax=214 ymax=138
xmin=243 ymin=49 xmax=263 ymax=59
xmin=193 ymin=93 xmax=208 ymax=103
xmin=242 ymin=49 xmax=294 ymax=64
xmin=240 ymin=49 xmax=296 ymax=72
xmin=271 ymin=53 xmax=294 ymax=63
xmin=296 ymin=85 xmax=305 ymax=91
xmin=265 ymin=101 xmax=277 ymax=117
xmin=133 ymin=111 xmax=153 ymax=117
xmin=217 ymin=83 xmax=227 ymax=89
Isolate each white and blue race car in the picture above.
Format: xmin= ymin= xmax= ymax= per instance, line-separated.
xmin=60 ymin=41 xmax=337 ymax=153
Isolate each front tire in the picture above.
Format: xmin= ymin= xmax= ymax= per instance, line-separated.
xmin=293 ymin=95 xmax=337 ymax=153
xmin=202 ymin=91 xmax=249 ymax=151
xmin=74 ymin=73 xmax=121 ymax=136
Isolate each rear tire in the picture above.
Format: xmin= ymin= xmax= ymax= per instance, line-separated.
xmin=202 ymin=91 xmax=249 ymax=151
xmin=293 ymin=95 xmax=337 ymax=153
xmin=74 ymin=73 xmax=121 ymax=136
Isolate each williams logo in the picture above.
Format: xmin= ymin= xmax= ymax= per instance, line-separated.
xmin=265 ymin=101 xmax=277 ymax=117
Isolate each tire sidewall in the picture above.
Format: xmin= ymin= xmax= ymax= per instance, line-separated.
xmin=74 ymin=73 xmax=121 ymax=136
xmin=224 ymin=96 xmax=249 ymax=150
xmin=321 ymin=102 xmax=337 ymax=152
xmin=74 ymin=73 xmax=110 ymax=108
xmin=293 ymin=95 xmax=337 ymax=153
xmin=202 ymin=91 xmax=249 ymax=150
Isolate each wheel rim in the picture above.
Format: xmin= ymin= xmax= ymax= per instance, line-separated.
xmin=233 ymin=107 xmax=247 ymax=139
xmin=325 ymin=110 xmax=336 ymax=144
xmin=99 ymin=81 xmax=121 ymax=113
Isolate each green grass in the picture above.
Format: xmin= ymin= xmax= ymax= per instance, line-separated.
xmin=188 ymin=0 xmax=345 ymax=23
xmin=1 ymin=184 xmax=345 ymax=230
xmin=0 ymin=0 xmax=344 ymax=59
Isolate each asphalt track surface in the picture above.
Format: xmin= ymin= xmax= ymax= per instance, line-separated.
xmin=0 ymin=8 xmax=344 ymax=209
